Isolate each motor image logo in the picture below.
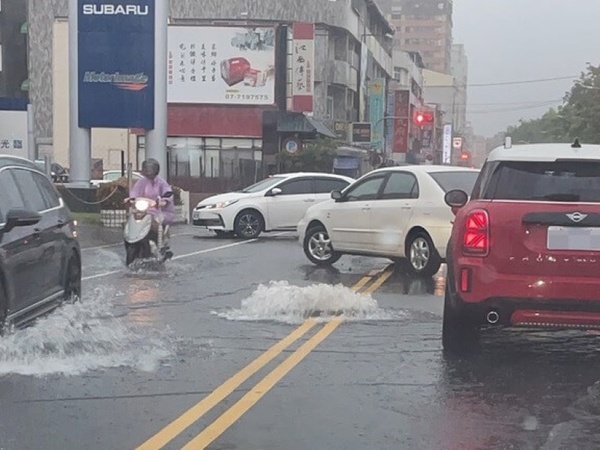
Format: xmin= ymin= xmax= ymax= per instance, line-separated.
xmin=82 ymin=71 xmax=149 ymax=91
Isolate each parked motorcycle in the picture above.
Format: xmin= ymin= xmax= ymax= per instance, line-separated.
xmin=124 ymin=192 xmax=174 ymax=267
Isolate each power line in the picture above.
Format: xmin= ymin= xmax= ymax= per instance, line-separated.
xmin=469 ymin=75 xmax=578 ymax=87
xmin=468 ymin=101 xmax=562 ymax=114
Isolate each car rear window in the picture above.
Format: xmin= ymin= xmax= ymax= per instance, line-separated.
xmin=429 ymin=171 xmax=479 ymax=194
xmin=483 ymin=161 xmax=600 ymax=202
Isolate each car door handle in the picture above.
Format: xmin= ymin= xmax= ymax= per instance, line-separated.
xmin=362 ymin=207 xmax=371 ymax=211
xmin=304 ymin=199 xmax=316 ymax=203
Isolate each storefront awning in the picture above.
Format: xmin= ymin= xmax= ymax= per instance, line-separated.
xmin=277 ymin=112 xmax=337 ymax=139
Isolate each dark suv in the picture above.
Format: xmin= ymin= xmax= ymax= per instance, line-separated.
xmin=0 ymin=156 xmax=81 ymax=333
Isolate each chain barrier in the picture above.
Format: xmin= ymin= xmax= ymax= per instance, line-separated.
xmin=56 ymin=183 xmax=121 ymax=206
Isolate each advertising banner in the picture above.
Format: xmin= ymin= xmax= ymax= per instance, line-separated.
xmin=443 ymin=124 xmax=453 ymax=164
xmin=369 ymin=78 xmax=386 ymax=150
xmin=291 ymin=23 xmax=315 ymax=113
xmin=385 ymin=91 xmax=395 ymax=154
xmin=168 ymin=26 xmax=276 ymax=105
xmin=359 ymin=43 xmax=368 ymax=121
xmin=78 ymin=0 xmax=155 ymax=129
xmin=393 ymin=90 xmax=410 ymax=154
xmin=0 ymin=110 xmax=28 ymax=157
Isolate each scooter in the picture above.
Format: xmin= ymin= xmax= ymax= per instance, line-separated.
xmin=124 ymin=192 xmax=174 ymax=267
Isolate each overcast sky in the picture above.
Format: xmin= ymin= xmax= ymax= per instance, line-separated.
xmin=453 ymin=0 xmax=600 ymax=137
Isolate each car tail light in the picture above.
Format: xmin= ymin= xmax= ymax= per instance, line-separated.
xmin=463 ymin=209 xmax=489 ymax=256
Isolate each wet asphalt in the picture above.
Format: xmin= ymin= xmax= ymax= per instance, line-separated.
xmin=0 ymin=225 xmax=599 ymax=450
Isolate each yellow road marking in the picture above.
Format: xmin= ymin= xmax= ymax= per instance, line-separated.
xmin=136 ymin=272 xmax=377 ymax=450
xmin=182 ymin=319 xmax=344 ymax=449
xmin=136 ymin=320 xmax=316 ymax=450
xmin=363 ymin=266 xmax=395 ymax=294
xmin=180 ymin=267 xmax=396 ymax=450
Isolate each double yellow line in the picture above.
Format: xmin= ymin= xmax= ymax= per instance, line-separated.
xmin=136 ymin=266 xmax=394 ymax=450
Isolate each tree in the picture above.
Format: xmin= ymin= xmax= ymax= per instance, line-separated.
xmin=277 ymin=137 xmax=337 ymax=173
xmin=505 ymin=64 xmax=600 ymax=144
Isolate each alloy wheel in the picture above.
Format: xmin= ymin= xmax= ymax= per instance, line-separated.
xmin=308 ymin=230 xmax=334 ymax=261
xmin=410 ymin=237 xmax=430 ymax=272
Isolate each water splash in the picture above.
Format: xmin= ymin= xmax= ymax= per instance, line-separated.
xmin=214 ymin=281 xmax=405 ymax=324
xmin=0 ymin=287 xmax=171 ymax=377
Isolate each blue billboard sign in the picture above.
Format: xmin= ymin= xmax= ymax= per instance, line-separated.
xmin=78 ymin=0 xmax=155 ymax=129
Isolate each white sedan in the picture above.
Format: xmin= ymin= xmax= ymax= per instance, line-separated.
xmin=90 ymin=170 xmax=143 ymax=186
xmin=193 ymin=173 xmax=354 ymax=239
xmin=298 ymin=165 xmax=480 ymax=276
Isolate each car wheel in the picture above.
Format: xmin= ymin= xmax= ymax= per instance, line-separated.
xmin=234 ymin=210 xmax=264 ymax=239
xmin=64 ymin=254 xmax=82 ymax=303
xmin=407 ymin=232 xmax=441 ymax=277
xmin=303 ymin=226 xmax=341 ymax=266
xmin=442 ymin=285 xmax=480 ymax=355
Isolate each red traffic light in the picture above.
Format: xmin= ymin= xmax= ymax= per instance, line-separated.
xmin=414 ymin=111 xmax=434 ymax=126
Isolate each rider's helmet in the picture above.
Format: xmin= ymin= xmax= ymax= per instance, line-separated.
xmin=141 ymin=158 xmax=160 ymax=181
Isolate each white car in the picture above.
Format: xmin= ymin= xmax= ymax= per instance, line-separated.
xmin=193 ymin=173 xmax=354 ymax=239
xmin=90 ymin=170 xmax=143 ymax=186
xmin=298 ymin=165 xmax=480 ymax=276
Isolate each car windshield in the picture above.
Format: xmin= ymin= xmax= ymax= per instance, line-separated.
xmin=241 ymin=176 xmax=286 ymax=193
xmin=429 ymin=171 xmax=479 ymax=195
xmin=484 ymin=161 xmax=600 ymax=202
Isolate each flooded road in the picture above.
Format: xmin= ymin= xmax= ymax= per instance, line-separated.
xmin=0 ymin=227 xmax=599 ymax=449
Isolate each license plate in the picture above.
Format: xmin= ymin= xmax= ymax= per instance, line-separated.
xmin=547 ymin=227 xmax=600 ymax=251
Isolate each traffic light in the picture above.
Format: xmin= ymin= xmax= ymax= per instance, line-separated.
xmin=413 ymin=111 xmax=434 ymax=126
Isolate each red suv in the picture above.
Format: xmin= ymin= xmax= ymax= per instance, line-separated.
xmin=443 ymin=140 xmax=600 ymax=353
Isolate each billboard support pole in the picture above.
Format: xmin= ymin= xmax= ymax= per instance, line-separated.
xmin=68 ymin=0 xmax=91 ymax=185
xmin=145 ymin=0 xmax=168 ymax=174
xmin=27 ymin=104 xmax=35 ymax=161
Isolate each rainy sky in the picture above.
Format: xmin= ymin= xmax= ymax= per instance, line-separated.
xmin=453 ymin=0 xmax=600 ymax=137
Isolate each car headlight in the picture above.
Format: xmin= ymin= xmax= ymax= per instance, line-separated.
xmin=135 ymin=199 xmax=152 ymax=212
xmin=205 ymin=200 xmax=239 ymax=210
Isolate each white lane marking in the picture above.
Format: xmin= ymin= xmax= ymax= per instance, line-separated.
xmin=82 ymin=243 xmax=121 ymax=251
xmin=82 ymin=239 xmax=258 ymax=281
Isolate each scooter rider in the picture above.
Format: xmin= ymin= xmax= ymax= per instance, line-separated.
xmin=126 ymin=158 xmax=175 ymax=259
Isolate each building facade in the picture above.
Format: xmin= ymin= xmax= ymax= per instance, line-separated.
xmin=0 ymin=0 xmax=28 ymax=100
xmin=387 ymin=0 xmax=453 ymax=74
xmin=28 ymin=0 xmax=393 ymax=189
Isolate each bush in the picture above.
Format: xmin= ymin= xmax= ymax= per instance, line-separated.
xmin=96 ymin=178 xmax=184 ymax=210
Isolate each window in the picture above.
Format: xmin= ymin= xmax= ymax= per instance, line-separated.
xmin=278 ymin=179 xmax=313 ymax=195
xmin=33 ymin=172 xmax=61 ymax=209
xmin=314 ymin=178 xmax=350 ymax=194
xmin=429 ymin=171 xmax=479 ymax=195
xmin=0 ymin=170 xmax=26 ymax=223
xmin=382 ymin=173 xmax=419 ymax=199
xmin=12 ymin=169 xmax=47 ymax=212
xmin=242 ymin=176 xmax=286 ymax=193
xmin=483 ymin=161 xmax=600 ymax=203
xmin=104 ymin=171 xmax=123 ymax=181
xmin=345 ymin=176 xmax=386 ymax=201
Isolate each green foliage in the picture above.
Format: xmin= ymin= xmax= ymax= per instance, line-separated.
xmin=506 ymin=64 xmax=600 ymax=144
xmin=277 ymin=137 xmax=337 ymax=173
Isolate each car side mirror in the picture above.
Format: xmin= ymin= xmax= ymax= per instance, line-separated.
xmin=4 ymin=209 xmax=41 ymax=232
xmin=270 ymin=187 xmax=283 ymax=196
xmin=331 ymin=190 xmax=343 ymax=201
xmin=444 ymin=189 xmax=469 ymax=214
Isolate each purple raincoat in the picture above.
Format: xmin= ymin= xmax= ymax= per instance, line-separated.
xmin=130 ymin=176 xmax=176 ymax=225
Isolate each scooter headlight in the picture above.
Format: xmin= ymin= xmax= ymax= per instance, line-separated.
xmin=134 ymin=199 xmax=151 ymax=212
